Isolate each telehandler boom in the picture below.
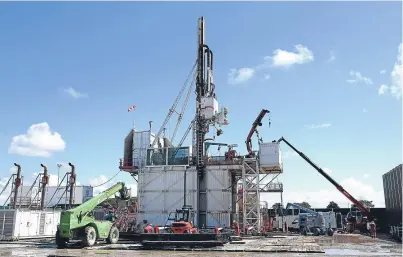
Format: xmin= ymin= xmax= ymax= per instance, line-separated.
xmin=56 ymin=182 xmax=130 ymax=248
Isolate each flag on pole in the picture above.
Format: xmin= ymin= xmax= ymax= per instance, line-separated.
xmin=128 ymin=105 xmax=136 ymax=112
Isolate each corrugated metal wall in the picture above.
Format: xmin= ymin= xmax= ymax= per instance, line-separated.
xmin=206 ymin=167 xmax=232 ymax=227
xmin=137 ymin=166 xmax=198 ymax=226
xmin=383 ymin=164 xmax=402 ymax=211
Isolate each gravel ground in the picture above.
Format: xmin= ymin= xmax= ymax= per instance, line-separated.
xmin=0 ymin=234 xmax=400 ymax=257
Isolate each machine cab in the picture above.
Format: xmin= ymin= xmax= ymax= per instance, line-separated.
xmin=167 ymin=205 xmax=197 ymax=233
xmin=168 ymin=205 xmax=195 ymax=223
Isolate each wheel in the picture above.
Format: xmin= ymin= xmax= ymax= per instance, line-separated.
xmin=55 ymin=229 xmax=67 ymax=249
xmin=83 ymin=226 xmax=97 ymax=247
xmin=106 ymin=226 xmax=119 ymax=244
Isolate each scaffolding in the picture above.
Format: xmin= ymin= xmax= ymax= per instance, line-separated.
xmin=241 ymin=158 xmax=261 ymax=232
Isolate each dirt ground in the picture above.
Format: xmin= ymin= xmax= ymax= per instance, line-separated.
xmin=0 ymin=233 xmax=401 ymax=257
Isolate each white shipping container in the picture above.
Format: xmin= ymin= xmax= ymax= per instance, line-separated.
xmin=259 ymin=142 xmax=283 ymax=173
xmin=0 ymin=209 xmax=61 ymax=240
xmin=44 ymin=186 xmax=93 ymax=207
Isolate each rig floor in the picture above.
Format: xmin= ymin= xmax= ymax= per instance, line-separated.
xmin=0 ymin=233 xmax=401 ymax=257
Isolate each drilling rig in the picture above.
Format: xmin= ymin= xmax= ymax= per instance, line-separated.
xmin=193 ymin=17 xmax=229 ymax=228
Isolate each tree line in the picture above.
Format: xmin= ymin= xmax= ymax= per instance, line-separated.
xmin=271 ymin=200 xmax=375 ymax=210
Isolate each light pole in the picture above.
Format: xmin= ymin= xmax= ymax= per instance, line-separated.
xmin=57 ymin=164 xmax=62 ymax=186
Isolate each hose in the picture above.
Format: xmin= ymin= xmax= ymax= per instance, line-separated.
xmin=92 ymin=170 xmax=121 ymax=188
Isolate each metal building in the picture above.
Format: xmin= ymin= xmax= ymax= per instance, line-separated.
xmin=383 ymin=164 xmax=402 ymax=211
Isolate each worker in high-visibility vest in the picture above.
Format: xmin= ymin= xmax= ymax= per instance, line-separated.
xmin=232 ymin=220 xmax=240 ymax=236
xmin=154 ymin=225 xmax=160 ymax=233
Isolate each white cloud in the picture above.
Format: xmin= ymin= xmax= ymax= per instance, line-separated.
xmin=323 ymin=168 xmax=333 ymax=175
xmin=363 ymin=174 xmax=370 ymax=178
xmin=378 ymin=43 xmax=402 ymax=100
xmin=8 ymin=123 xmax=66 ymax=157
xmin=262 ymin=177 xmax=384 ymax=208
xmin=346 ymin=71 xmax=373 ymax=85
xmin=228 ymin=68 xmax=255 ymax=85
xmin=229 ymin=44 xmax=313 ymax=83
xmin=63 ymin=87 xmax=88 ymax=99
xmin=326 ymin=51 xmax=336 ymax=62
xmin=362 ymin=108 xmax=368 ymax=113
xmin=304 ymin=123 xmax=332 ymax=129
xmin=0 ymin=177 xmax=12 ymax=204
xmin=267 ymin=44 xmax=314 ymax=68
xmin=282 ymin=150 xmax=298 ymax=159
xmin=380 ymin=70 xmax=386 ymax=75
xmin=378 ymin=84 xmax=388 ymax=95
xmin=89 ymin=175 xmax=137 ymax=197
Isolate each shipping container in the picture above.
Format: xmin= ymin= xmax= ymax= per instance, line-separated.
xmin=383 ymin=164 xmax=402 ymax=211
xmin=13 ymin=185 xmax=93 ymax=208
xmin=0 ymin=209 xmax=60 ymax=240
xmin=259 ymin=142 xmax=283 ymax=173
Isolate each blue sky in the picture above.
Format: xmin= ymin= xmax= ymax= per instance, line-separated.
xmin=0 ymin=2 xmax=401 ymax=207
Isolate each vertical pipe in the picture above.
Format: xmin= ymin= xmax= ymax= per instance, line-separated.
xmin=12 ymin=163 xmax=21 ymax=209
xmin=230 ymin=174 xmax=236 ymax=227
xmin=280 ymin=192 xmax=284 ymax=231
xmin=183 ymin=168 xmax=187 ymax=207
xmin=40 ymin=164 xmax=48 ymax=210
xmin=68 ymin=163 xmax=76 ymax=208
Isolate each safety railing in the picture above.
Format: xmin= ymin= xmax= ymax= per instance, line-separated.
xmin=204 ymin=155 xmax=244 ymax=166
xmin=260 ymin=182 xmax=283 ymax=192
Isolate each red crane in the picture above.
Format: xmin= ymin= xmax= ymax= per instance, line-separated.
xmin=245 ymin=109 xmax=270 ymax=157
xmin=277 ymin=137 xmax=373 ymax=227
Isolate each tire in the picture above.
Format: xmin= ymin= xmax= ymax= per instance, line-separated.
xmin=106 ymin=226 xmax=119 ymax=244
xmin=83 ymin=226 xmax=97 ymax=247
xmin=55 ymin=229 xmax=67 ymax=249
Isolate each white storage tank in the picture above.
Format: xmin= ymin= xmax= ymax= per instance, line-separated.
xmin=0 ymin=209 xmax=61 ymax=240
xmin=258 ymin=142 xmax=283 ymax=173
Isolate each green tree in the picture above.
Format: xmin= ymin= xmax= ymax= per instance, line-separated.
xmin=352 ymin=200 xmax=374 ymax=209
xmin=294 ymin=201 xmax=311 ymax=209
xmin=327 ymin=201 xmax=340 ymax=209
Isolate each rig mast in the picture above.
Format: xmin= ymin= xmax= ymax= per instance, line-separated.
xmin=194 ymin=17 xmax=228 ymax=228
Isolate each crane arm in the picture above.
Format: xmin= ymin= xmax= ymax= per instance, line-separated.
xmin=151 ymin=61 xmax=197 ymax=147
xmin=65 ymin=182 xmax=129 ymax=229
xmin=277 ymin=137 xmax=371 ymax=217
xmin=246 ymin=109 xmax=270 ymax=155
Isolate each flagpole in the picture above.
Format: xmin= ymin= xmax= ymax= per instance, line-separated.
xmin=132 ymin=110 xmax=135 ymax=130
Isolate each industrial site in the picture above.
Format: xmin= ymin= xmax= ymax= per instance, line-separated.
xmin=0 ymin=2 xmax=402 ymax=257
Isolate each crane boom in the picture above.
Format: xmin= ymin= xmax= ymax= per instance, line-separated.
xmin=277 ymin=137 xmax=371 ymax=217
xmin=151 ymin=61 xmax=197 ymax=147
xmin=62 ymin=182 xmax=129 ymax=231
xmin=246 ymin=109 xmax=270 ymax=156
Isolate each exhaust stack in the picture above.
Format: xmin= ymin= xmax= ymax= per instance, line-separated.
xmin=68 ymin=162 xmax=76 ymax=208
xmin=40 ymin=164 xmax=48 ymax=210
xmin=12 ymin=163 xmax=21 ymax=209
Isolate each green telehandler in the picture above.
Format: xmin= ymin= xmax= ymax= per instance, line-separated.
xmin=55 ymin=182 xmax=130 ymax=248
